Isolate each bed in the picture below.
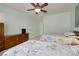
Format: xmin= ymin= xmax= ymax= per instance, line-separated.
xmin=2 ymin=34 xmax=79 ymax=56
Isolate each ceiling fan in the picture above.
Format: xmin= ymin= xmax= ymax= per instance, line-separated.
xmin=27 ymin=3 xmax=48 ymax=14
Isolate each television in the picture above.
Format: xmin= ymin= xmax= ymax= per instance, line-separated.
xmin=21 ymin=28 xmax=26 ymax=34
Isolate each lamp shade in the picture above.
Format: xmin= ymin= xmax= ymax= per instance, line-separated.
xmin=35 ymin=9 xmax=40 ymax=13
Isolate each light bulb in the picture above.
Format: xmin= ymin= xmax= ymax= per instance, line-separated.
xmin=35 ymin=9 xmax=40 ymax=13
xmin=77 ymin=36 xmax=79 ymax=38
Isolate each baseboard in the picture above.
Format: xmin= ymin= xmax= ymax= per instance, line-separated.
xmin=29 ymin=34 xmax=41 ymax=39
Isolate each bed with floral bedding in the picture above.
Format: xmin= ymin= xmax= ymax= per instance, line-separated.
xmin=2 ymin=35 xmax=79 ymax=56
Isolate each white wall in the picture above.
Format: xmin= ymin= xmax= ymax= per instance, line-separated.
xmin=0 ymin=4 xmax=40 ymax=39
xmin=43 ymin=12 xmax=74 ymax=35
xmin=0 ymin=4 xmax=76 ymax=38
xmin=71 ymin=9 xmax=75 ymax=30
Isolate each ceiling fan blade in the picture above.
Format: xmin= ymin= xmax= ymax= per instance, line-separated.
xmin=40 ymin=3 xmax=48 ymax=8
xmin=41 ymin=9 xmax=47 ymax=13
xmin=36 ymin=3 xmax=40 ymax=7
xmin=27 ymin=9 xmax=34 ymax=11
xmin=30 ymin=3 xmax=36 ymax=7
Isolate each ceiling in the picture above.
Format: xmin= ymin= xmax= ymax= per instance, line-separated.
xmin=5 ymin=3 xmax=77 ymax=17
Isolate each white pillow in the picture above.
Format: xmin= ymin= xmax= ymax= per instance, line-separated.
xmin=71 ymin=39 xmax=79 ymax=45
xmin=64 ymin=32 xmax=75 ymax=37
xmin=59 ymin=37 xmax=78 ymax=45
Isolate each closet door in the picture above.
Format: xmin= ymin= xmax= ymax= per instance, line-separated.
xmin=0 ymin=23 xmax=4 ymax=51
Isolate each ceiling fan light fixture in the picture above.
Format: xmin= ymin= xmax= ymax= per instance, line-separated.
xmin=35 ymin=9 xmax=40 ymax=13
xmin=27 ymin=3 xmax=48 ymax=14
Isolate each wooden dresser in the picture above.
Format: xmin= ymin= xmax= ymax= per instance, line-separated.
xmin=5 ymin=33 xmax=29 ymax=49
xmin=0 ymin=23 xmax=29 ymax=51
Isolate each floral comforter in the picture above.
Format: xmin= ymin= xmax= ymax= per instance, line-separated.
xmin=2 ymin=39 xmax=76 ymax=56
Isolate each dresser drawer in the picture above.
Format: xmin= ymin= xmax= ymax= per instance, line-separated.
xmin=0 ymin=41 xmax=4 ymax=51
xmin=5 ymin=41 xmax=17 ymax=49
xmin=5 ymin=36 xmax=17 ymax=43
xmin=17 ymin=34 xmax=28 ymax=44
xmin=0 ymin=44 xmax=4 ymax=51
xmin=5 ymin=35 xmax=18 ymax=49
xmin=5 ymin=33 xmax=29 ymax=49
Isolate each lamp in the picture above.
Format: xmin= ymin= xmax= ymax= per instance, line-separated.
xmin=35 ymin=8 xmax=40 ymax=13
xmin=77 ymin=36 xmax=79 ymax=40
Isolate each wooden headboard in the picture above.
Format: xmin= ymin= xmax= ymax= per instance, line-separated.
xmin=5 ymin=33 xmax=29 ymax=49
